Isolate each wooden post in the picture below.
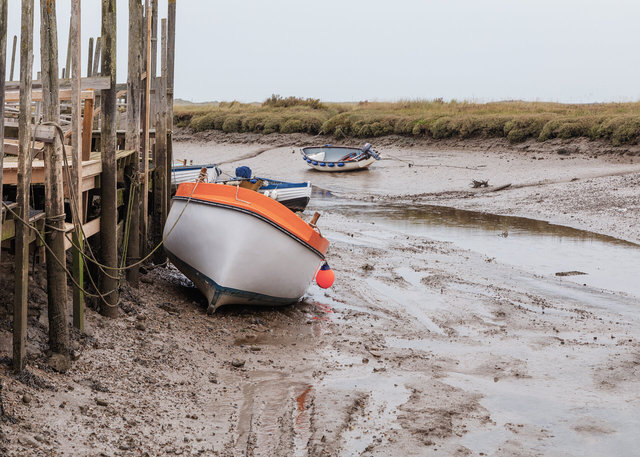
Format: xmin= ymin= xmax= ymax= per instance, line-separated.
xmin=141 ymin=0 xmax=151 ymax=254
xmin=87 ymin=37 xmax=94 ymax=77
xmin=166 ymin=0 xmax=176 ymax=219
xmin=14 ymin=0 xmax=34 ymax=373
xmin=65 ymin=17 xmax=72 ymax=80
xmin=125 ymin=0 xmax=142 ymax=285
xmin=40 ymin=0 xmax=71 ymax=370
xmin=150 ymin=0 xmax=158 ymax=78
xmin=9 ymin=34 xmax=16 ymax=81
xmin=0 ymin=0 xmax=7 ymax=274
xmin=92 ymin=36 xmax=101 ymax=77
xmin=149 ymin=0 xmax=158 ymax=126
xmin=100 ymin=0 xmax=119 ymax=318
xmin=71 ymin=0 xmax=84 ymax=331
xmin=81 ymin=97 xmax=94 ymax=160
xmin=151 ymin=19 xmax=167 ymax=264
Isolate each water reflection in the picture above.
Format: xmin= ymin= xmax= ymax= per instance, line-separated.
xmin=310 ymin=188 xmax=640 ymax=298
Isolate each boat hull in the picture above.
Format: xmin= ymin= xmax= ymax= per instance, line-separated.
xmin=300 ymin=146 xmax=379 ymax=172
xmin=163 ymin=186 xmax=326 ymax=312
xmin=171 ymin=164 xmax=219 ymax=186
xmin=305 ymin=155 xmax=376 ymax=172
xmin=258 ymin=180 xmax=311 ymax=211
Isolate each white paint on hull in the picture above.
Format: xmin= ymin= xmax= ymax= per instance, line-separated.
xmin=163 ymin=198 xmax=324 ymax=311
xmin=306 ymin=156 xmax=376 ymax=172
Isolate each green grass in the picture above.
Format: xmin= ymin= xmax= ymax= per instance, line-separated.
xmin=174 ymin=97 xmax=640 ymax=145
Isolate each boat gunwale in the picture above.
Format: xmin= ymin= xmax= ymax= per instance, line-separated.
xmin=172 ymin=186 xmax=328 ymax=258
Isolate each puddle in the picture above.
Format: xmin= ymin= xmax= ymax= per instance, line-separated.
xmin=309 ymin=189 xmax=640 ymax=298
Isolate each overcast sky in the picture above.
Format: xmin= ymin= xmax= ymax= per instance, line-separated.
xmin=5 ymin=0 xmax=640 ymax=103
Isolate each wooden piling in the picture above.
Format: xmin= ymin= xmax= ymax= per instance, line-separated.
xmin=151 ymin=19 xmax=168 ymax=264
xmin=0 ymin=0 xmax=6 ymax=272
xmin=92 ymin=36 xmax=101 ymax=77
xmin=14 ymin=0 xmax=35 ymax=373
xmin=99 ymin=0 xmax=119 ymax=318
xmin=125 ymin=0 xmax=143 ymax=285
xmin=151 ymin=0 xmax=158 ymax=79
xmin=141 ymin=0 xmax=152 ymax=254
xmin=10 ymin=34 xmax=16 ymax=81
xmin=87 ymin=37 xmax=94 ymax=77
xmin=149 ymin=0 xmax=158 ymax=126
xmin=65 ymin=17 xmax=72 ymax=80
xmin=40 ymin=0 xmax=70 ymax=367
xmin=167 ymin=0 xmax=176 ymax=219
xmin=71 ymin=0 xmax=84 ymax=331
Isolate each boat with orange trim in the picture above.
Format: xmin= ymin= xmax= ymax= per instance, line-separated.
xmin=163 ymin=182 xmax=330 ymax=312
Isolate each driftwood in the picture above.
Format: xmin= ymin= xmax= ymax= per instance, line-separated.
xmin=471 ymin=179 xmax=489 ymax=188
xmin=490 ymin=183 xmax=512 ymax=192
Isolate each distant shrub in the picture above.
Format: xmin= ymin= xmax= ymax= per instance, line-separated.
xmin=263 ymin=94 xmax=326 ymax=110
xmin=280 ymin=119 xmax=304 ymax=134
xmin=430 ymin=117 xmax=456 ymax=139
xmin=538 ymin=117 xmax=600 ymax=141
xmin=262 ymin=117 xmax=282 ymax=135
xmin=221 ymin=115 xmax=243 ymax=133
xmin=503 ymin=115 xmax=553 ymax=143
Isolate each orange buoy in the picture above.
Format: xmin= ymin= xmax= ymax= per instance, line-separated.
xmin=316 ymin=263 xmax=335 ymax=289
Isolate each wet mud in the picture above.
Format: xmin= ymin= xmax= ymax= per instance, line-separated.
xmin=1 ymin=135 xmax=639 ymax=456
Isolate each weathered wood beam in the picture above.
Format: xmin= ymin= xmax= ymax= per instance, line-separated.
xmin=14 ymin=0 xmax=34 ymax=373
xmin=152 ymin=18 xmax=167 ymax=264
xmin=9 ymin=34 xmax=16 ymax=81
xmin=0 ymin=0 xmax=7 ymax=281
xmin=5 ymin=75 xmax=110 ymax=91
xmin=81 ymin=98 xmax=94 ymax=160
xmin=141 ymin=0 xmax=152 ymax=255
xmin=126 ymin=0 xmax=143 ymax=285
xmin=87 ymin=37 xmax=94 ymax=77
xmin=92 ymin=36 xmax=101 ymax=76
xmin=3 ymin=119 xmax=56 ymax=142
xmin=40 ymin=0 xmax=71 ymax=371
xmin=100 ymin=0 xmax=119 ymax=318
xmin=167 ymin=0 xmax=176 ymax=225
xmin=5 ymin=87 xmax=95 ymax=102
xmin=71 ymin=0 xmax=84 ymax=331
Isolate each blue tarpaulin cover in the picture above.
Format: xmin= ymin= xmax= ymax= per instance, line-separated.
xmin=235 ymin=166 xmax=252 ymax=179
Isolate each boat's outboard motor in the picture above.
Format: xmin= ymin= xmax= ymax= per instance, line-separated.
xmin=361 ymin=143 xmax=380 ymax=160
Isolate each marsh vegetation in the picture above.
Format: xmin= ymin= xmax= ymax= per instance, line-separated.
xmin=174 ymin=96 xmax=640 ymax=145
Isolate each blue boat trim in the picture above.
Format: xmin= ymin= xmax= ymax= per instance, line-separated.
xmin=319 ymin=162 xmax=326 ymax=166
xmin=166 ymin=250 xmax=299 ymax=308
xmin=312 ymin=161 xmax=318 ymax=165
xmin=337 ymin=162 xmax=345 ymax=167
xmin=172 ymin=195 xmax=326 ymax=259
xmin=254 ymin=178 xmax=310 ymax=190
xmin=328 ymin=163 xmax=335 ymax=167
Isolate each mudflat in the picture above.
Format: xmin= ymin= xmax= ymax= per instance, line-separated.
xmin=1 ymin=133 xmax=639 ymax=456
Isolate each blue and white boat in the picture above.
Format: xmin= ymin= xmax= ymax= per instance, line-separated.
xmin=301 ymin=143 xmax=380 ymax=171
xmin=172 ymin=163 xmax=312 ymax=212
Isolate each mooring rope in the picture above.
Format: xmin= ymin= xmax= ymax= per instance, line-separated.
xmin=7 ymin=121 xmax=203 ymax=308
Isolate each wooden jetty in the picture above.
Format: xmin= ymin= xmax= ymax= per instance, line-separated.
xmin=1 ymin=0 xmax=177 ymax=372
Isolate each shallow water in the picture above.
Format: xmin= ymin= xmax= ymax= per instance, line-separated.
xmin=309 ymin=188 xmax=640 ymax=298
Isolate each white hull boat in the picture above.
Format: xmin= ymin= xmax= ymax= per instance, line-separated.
xmin=163 ymin=182 xmax=329 ymax=312
xmin=301 ymin=144 xmax=380 ymax=172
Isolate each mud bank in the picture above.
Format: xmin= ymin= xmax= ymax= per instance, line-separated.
xmin=1 ymin=134 xmax=639 ymax=456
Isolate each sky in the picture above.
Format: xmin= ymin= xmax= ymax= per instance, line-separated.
xmin=4 ymin=0 xmax=640 ymax=103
